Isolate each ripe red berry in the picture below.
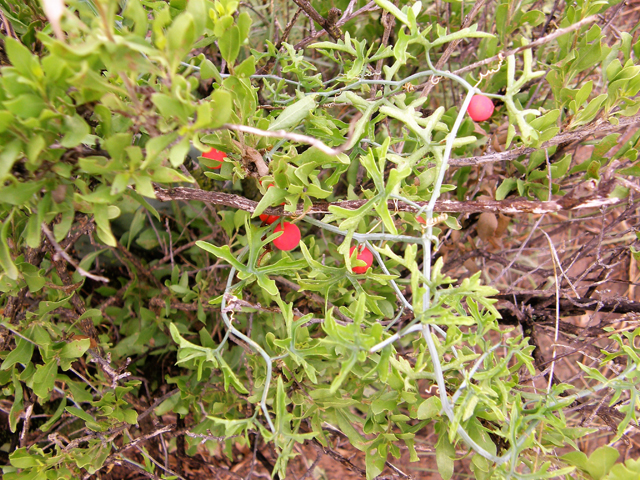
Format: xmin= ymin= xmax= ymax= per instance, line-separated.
xmin=349 ymin=245 xmax=373 ymax=274
xmin=467 ymin=95 xmax=494 ymax=122
xmin=260 ymin=214 xmax=280 ymax=225
xmin=202 ymin=147 xmax=227 ymax=169
xmin=273 ymin=222 xmax=301 ymax=251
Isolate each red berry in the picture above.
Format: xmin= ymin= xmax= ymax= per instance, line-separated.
xmin=202 ymin=147 xmax=227 ymax=169
xmin=467 ymin=95 xmax=494 ymax=122
xmin=260 ymin=214 xmax=280 ymax=225
xmin=349 ymin=245 xmax=373 ymax=274
xmin=417 ymin=216 xmax=426 ymax=225
xmin=273 ymin=222 xmax=301 ymax=251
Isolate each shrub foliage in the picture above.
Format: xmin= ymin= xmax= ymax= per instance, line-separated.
xmin=1 ymin=0 xmax=640 ymax=479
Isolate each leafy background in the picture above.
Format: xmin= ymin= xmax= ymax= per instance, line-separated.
xmin=1 ymin=0 xmax=640 ymax=479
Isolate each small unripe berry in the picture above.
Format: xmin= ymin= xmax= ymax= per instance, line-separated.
xmin=467 ymin=95 xmax=494 ymax=122
xmin=273 ymin=222 xmax=301 ymax=251
xmin=202 ymin=147 xmax=227 ymax=169
xmin=349 ymin=245 xmax=373 ymax=274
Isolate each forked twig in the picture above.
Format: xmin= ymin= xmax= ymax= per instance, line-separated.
xmin=41 ymin=223 xmax=110 ymax=283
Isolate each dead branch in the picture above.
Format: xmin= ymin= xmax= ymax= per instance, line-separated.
xmin=450 ymin=113 xmax=640 ymax=166
xmin=153 ymin=179 xmax=623 ymax=215
xmin=496 ymin=293 xmax=640 ymax=316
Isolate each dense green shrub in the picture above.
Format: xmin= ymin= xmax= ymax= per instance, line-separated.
xmin=1 ymin=0 xmax=640 ymax=478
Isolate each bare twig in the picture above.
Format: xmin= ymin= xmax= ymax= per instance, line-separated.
xmin=0 ymin=7 xmax=18 ymax=39
xmin=298 ymin=451 xmax=323 ymax=480
xmin=292 ymin=0 xmax=342 ymax=41
xmin=419 ymin=0 xmax=487 ymax=98
xmin=539 ymin=229 xmax=561 ymax=392
xmin=114 ymin=241 xmax=167 ymax=292
xmin=118 ymin=424 xmax=175 ymax=455
xmin=113 ymin=458 xmax=163 ymax=480
xmin=138 ymin=388 xmax=180 ymax=422
xmin=453 ymin=15 xmax=599 ymax=77
xmin=309 ymin=438 xmax=366 ymax=477
xmin=370 ymin=7 xmax=395 ymax=98
xmin=89 ymin=353 xmax=132 ymax=388
xmin=293 ymin=1 xmax=379 ymax=50
xmin=20 ymin=399 xmax=34 ymax=447
xmin=41 ymin=223 xmax=109 ymax=283
xmin=184 ymin=430 xmax=238 ymax=443
xmin=165 ymin=218 xmax=174 ymax=268
xmin=276 ymin=7 xmax=303 ymax=49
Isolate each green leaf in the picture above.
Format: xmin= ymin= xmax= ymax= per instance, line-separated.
xmin=123 ymin=0 xmax=149 ymax=36
xmin=65 ymin=406 xmax=97 ymax=424
xmin=4 ymin=94 xmax=46 ymax=118
xmin=20 ymin=262 xmax=46 ymax=293
xmin=0 ymin=139 xmax=23 ymax=183
xmin=167 ymin=12 xmax=196 ymax=61
xmin=435 ymin=428 xmax=455 ymax=480
xmin=365 ymin=443 xmax=386 ymax=480
xmin=32 ymin=360 xmax=57 ymax=399
xmin=207 ymin=89 xmax=233 ymax=128
xmin=127 ymin=208 xmax=147 ymax=249
xmin=5 ymin=37 xmax=42 ymax=79
xmin=61 ymin=115 xmax=91 ymax=148
xmin=216 ymin=354 xmax=249 ymax=394
xmin=0 ymin=181 xmax=43 ymax=206
xmin=60 ymin=339 xmax=91 ymax=360
xmin=235 ymin=56 xmax=256 ymax=77
xmin=200 ymin=59 xmax=222 ymax=83
xmin=9 ymin=448 xmax=45 ymax=469
xmin=152 ymin=93 xmax=191 ymax=123
xmin=128 ymin=189 xmax=161 ymax=220
xmin=1 ymin=336 xmax=34 ymax=370
xmin=187 ymin=0 xmax=207 ymax=37
xmin=551 ymin=154 xmax=572 ymax=179
xmin=93 ymin=204 xmax=117 ymax=247
xmin=149 ymin=166 xmax=193 ymax=183
xmin=1 ymin=209 xmax=18 ymax=279
xmin=590 ymin=133 xmax=621 ymax=162
xmin=143 ymin=133 xmax=179 ymax=167
xmin=219 ymin=25 xmax=240 ymax=65
xmin=269 ymin=95 xmax=317 ymax=131
xmin=495 ymin=178 xmax=517 ymax=200
xmin=573 ymin=94 xmax=607 ymax=127
xmin=196 ymin=242 xmax=247 ymax=271
xmin=529 ymin=109 xmax=560 ymax=130
xmin=236 ymin=11 xmax=252 ymax=43
xmin=253 ymin=186 xmax=287 ymax=217
xmin=416 ymin=396 xmax=442 ymax=419
xmin=586 ymin=446 xmax=620 ymax=480
xmin=9 ymin=374 xmax=23 ymax=432
xmin=39 ymin=394 xmax=67 ymax=432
